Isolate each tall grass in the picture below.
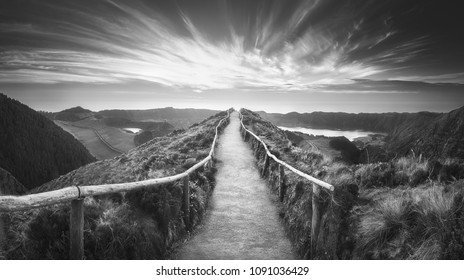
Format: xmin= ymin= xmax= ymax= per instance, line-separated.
xmin=240 ymin=108 xmax=464 ymax=259
xmin=354 ymin=182 xmax=464 ymax=259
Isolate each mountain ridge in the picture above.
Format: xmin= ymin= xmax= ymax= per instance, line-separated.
xmin=0 ymin=93 xmax=96 ymax=190
xmin=258 ymin=106 xmax=464 ymax=160
xmin=257 ymin=110 xmax=441 ymax=133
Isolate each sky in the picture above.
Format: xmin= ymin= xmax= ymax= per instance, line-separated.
xmin=0 ymin=0 xmax=463 ymax=113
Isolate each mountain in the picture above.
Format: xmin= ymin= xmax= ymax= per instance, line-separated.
xmin=258 ymin=108 xmax=464 ymax=161
xmin=5 ymin=110 xmax=230 ymax=259
xmin=0 ymin=93 xmax=96 ymax=189
xmin=388 ymin=105 xmax=464 ymax=159
xmin=240 ymin=108 xmax=464 ymax=260
xmin=258 ymin=110 xmax=440 ymax=133
xmin=0 ymin=167 xmax=27 ymax=196
xmin=54 ymin=106 xmax=94 ymax=122
xmin=98 ymin=107 xmax=220 ymax=128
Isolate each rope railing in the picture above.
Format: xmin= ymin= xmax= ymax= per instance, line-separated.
xmin=238 ymin=110 xmax=333 ymax=258
xmin=0 ymin=109 xmax=232 ymax=259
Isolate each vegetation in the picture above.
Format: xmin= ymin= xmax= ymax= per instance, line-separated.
xmin=54 ymin=106 xmax=93 ymax=122
xmin=258 ymin=110 xmax=439 ymax=133
xmin=259 ymin=105 xmax=464 ymax=161
xmin=2 ymin=110 xmax=230 ymax=259
xmin=54 ymin=121 xmax=122 ymax=160
xmin=45 ymin=106 xmax=213 ymax=160
xmin=240 ymin=108 xmax=464 ymax=259
xmin=98 ymin=107 xmax=220 ymax=128
xmin=0 ymin=93 xmax=96 ymax=190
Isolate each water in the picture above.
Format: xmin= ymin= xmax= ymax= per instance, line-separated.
xmin=279 ymin=126 xmax=379 ymax=141
xmin=122 ymin=127 xmax=141 ymax=133
xmin=174 ymin=112 xmax=296 ymax=259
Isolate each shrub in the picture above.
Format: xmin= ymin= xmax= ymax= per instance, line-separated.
xmin=354 ymin=182 xmax=464 ymax=259
xmin=355 ymin=194 xmax=412 ymax=259
xmin=438 ymin=158 xmax=464 ymax=182
xmin=355 ymin=162 xmax=395 ymax=189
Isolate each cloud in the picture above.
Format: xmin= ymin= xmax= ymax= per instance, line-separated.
xmin=0 ymin=0 xmax=385 ymax=90
xmin=0 ymin=0 xmax=462 ymax=93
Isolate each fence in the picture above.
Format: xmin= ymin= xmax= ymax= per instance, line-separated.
xmin=0 ymin=110 xmax=231 ymax=259
xmin=238 ymin=111 xmax=334 ymax=257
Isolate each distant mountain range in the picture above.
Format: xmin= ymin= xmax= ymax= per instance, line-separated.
xmin=257 ymin=110 xmax=440 ymax=133
xmin=0 ymin=94 xmax=96 ymax=190
xmin=97 ymin=107 xmax=220 ymax=128
xmin=258 ymin=106 xmax=464 ymax=160
xmin=41 ymin=106 xmax=220 ymax=157
xmin=43 ymin=106 xmax=220 ymax=129
xmin=388 ymin=106 xmax=464 ymax=159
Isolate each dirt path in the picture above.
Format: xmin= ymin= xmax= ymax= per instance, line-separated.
xmin=174 ymin=112 xmax=296 ymax=259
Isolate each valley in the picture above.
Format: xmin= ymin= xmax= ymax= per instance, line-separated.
xmin=54 ymin=121 xmax=123 ymax=160
xmin=1 ymin=95 xmax=463 ymax=260
xmin=44 ymin=106 xmax=220 ymax=160
xmin=279 ymin=126 xmax=383 ymax=141
xmin=240 ymin=108 xmax=464 ymax=259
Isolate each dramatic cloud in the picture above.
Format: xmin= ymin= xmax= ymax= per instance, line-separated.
xmin=0 ymin=0 xmax=463 ymax=112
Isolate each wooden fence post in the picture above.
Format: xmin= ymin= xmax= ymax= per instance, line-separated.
xmin=262 ymin=154 xmax=270 ymax=177
xmin=311 ymin=183 xmax=321 ymax=258
xmin=182 ymin=175 xmax=190 ymax=229
xmin=279 ymin=165 xmax=286 ymax=202
xmin=70 ymin=198 xmax=84 ymax=260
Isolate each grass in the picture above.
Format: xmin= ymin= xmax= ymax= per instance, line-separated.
xmin=74 ymin=119 xmax=136 ymax=152
xmin=55 ymin=121 xmax=122 ymax=160
xmin=3 ymin=110 xmax=230 ymax=259
xmin=240 ymin=108 xmax=464 ymax=260
xmin=354 ymin=183 xmax=464 ymax=259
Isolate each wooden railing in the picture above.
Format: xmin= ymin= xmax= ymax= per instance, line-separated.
xmin=238 ymin=111 xmax=333 ymax=257
xmin=0 ymin=110 xmax=231 ymax=259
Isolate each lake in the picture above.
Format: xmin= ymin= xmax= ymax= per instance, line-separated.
xmin=278 ymin=126 xmax=379 ymax=141
xmin=123 ymin=127 xmax=142 ymax=133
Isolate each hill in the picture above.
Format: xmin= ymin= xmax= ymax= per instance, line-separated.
xmin=0 ymin=168 xmax=26 ymax=258
xmin=259 ymin=108 xmax=464 ymax=161
xmin=98 ymin=107 xmax=220 ymax=128
xmin=258 ymin=110 xmax=440 ymax=133
xmin=54 ymin=106 xmax=93 ymax=122
xmin=0 ymin=93 xmax=96 ymax=190
xmin=50 ymin=108 xmax=176 ymax=160
xmin=0 ymin=167 xmax=26 ymax=196
xmin=4 ymin=110 xmax=230 ymax=259
xmin=46 ymin=107 xmax=213 ymax=159
xmin=388 ymin=105 xmax=464 ymax=159
xmin=240 ymin=108 xmax=464 ymax=259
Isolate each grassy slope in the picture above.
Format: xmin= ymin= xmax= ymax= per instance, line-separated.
xmin=0 ymin=168 xmax=27 ymax=259
xmin=98 ymin=108 xmax=220 ymax=129
xmin=54 ymin=121 xmax=121 ymax=160
xmin=74 ymin=119 xmax=136 ymax=152
xmin=241 ymin=108 xmax=464 ymax=259
xmin=4 ymin=110 xmax=230 ymax=259
xmin=0 ymin=94 xmax=96 ymax=190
